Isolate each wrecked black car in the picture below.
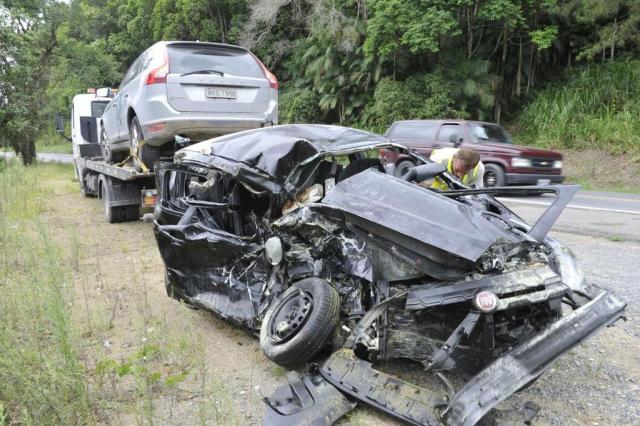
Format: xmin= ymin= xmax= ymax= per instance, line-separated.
xmin=152 ymin=125 xmax=626 ymax=425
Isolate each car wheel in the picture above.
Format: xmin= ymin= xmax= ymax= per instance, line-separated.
xmin=395 ymin=160 xmax=416 ymax=178
xmin=129 ymin=116 xmax=159 ymax=171
xmin=100 ymin=126 xmax=126 ymax=163
xmin=260 ymin=278 xmax=340 ymax=368
xmin=483 ymin=164 xmax=505 ymax=187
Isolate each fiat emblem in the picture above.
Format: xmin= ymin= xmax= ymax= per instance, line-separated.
xmin=474 ymin=291 xmax=498 ymax=313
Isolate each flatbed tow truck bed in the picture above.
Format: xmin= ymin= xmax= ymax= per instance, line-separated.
xmin=74 ymin=154 xmax=157 ymax=223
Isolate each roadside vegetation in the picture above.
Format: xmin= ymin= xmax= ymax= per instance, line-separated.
xmin=516 ymin=60 xmax=640 ymax=155
xmin=2 ymin=1 xmax=639 ymax=164
xmin=0 ymin=160 xmax=238 ymax=424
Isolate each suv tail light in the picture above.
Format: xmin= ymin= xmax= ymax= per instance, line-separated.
xmin=250 ymin=52 xmax=278 ymax=89
xmin=146 ymin=46 xmax=169 ymax=85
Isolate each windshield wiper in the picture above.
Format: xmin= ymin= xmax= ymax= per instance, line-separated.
xmin=181 ymin=69 xmax=224 ymax=77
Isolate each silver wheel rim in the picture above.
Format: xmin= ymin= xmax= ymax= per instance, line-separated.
xmin=485 ymin=171 xmax=497 ymax=187
xmin=102 ymin=129 xmax=111 ymax=158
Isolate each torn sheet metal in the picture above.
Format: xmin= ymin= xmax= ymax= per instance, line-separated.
xmin=263 ymin=371 xmax=355 ymax=425
xmin=322 ymin=169 xmax=520 ymax=264
xmin=405 ymin=266 xmax=563 ymax=310
xmin=442 ymin=290 xmax=626 ymax=425
xmin=321 ymin=349 xmax=444 ymax=425
xmin=154 ymin=222 xmax=268 ymax=331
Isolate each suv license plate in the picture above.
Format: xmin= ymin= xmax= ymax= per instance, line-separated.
xmin=537 ymin=179 xmax=551 ymax=186
xmin=205 ymin=87 xmax=237 ymax=99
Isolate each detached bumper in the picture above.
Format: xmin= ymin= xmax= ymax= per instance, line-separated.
xmin=506 ymin=172 xmax=565 ymax=185
xmin=319 ymin=290 xmax=625 ymax=425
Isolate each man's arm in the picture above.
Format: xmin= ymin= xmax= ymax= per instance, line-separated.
xmin=474 ymin=162 xmax=485 ymax=188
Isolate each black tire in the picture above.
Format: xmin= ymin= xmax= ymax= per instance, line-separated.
xmin=260 ymin=278 xmax=340 ymax=368
xmin=124 ymin=205 xmax=140 ymax=221
xmin=100 ymin=184 xmax=118 ymax=224
xmin=483 ymin=163 xmax=505 ymax=187
xmin=100 ymin=126 xmax=126 ymax=163
xmin=140 ymin=144 xmax=161 ymax=171
xmin=395 ymin=160 xmax=416 ymax=178
xmin=100 ymin=182 xmax=138 ymax=223
xmin=129 ymin=116 xmax=160 ymax=171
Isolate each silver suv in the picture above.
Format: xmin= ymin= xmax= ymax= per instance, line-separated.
xmin=99 ymin=41 xmax=278 ymax=170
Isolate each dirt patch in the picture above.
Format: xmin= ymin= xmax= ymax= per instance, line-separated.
xmin=561 ymin=148 xmax=640 ymax=193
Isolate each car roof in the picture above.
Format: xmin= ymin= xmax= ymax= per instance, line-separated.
xmin=178 ymin=124 xmax=393 ymax=187
xmin=389 ymin=119 xmax=501 ymax=126
xmin=159 ymin=40 xmax=248 ymax=52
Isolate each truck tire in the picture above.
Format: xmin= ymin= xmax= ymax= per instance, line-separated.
xmin=260 ymin=278 xmax=340 ymax=368
xmin=483 ymin=163 xmax=505 ymax=187
xmin=129 ymin=116 xmax=160 ymax=172
xmin=100 ymin=127 xmax=126 ymax=163
xmin=395 ymin=160 xmax=416 ymax=178
xmin=102 ymin=193 xmax=120 ymax=224
xmin=99 ymin=180 xmax=135 ymax=223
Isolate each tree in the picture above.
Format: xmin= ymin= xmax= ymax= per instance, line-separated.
xmin=0 ymin=0 xmax=65 ymax=164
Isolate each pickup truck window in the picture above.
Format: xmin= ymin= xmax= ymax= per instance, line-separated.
xmin=469 ymin=123 xmax=512 ymax=144
xmin=387 ymin=122 xmax=437 ymax=140
xmin=437 ymin=124 xmax=461 ymax=142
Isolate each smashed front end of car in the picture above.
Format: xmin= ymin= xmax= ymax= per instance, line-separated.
xmin=150 ymin=125 xmax=626 ymax=425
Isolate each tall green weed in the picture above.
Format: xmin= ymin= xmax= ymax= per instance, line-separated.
xmin=516 ymin=60 xmax=640 ymax=154
xmin=0 ymin=160 xmax=92 ymax=424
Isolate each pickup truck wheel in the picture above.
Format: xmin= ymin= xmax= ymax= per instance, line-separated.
xmin=483 ymin=164 xmax=505 ymax=187
xmin=260 ymin=278 xmax=340 ymax=368
xmin=395 ymin=160 xmax=416 ymax=178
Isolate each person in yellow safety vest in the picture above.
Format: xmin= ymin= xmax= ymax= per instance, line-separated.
xmin=429 ymin=147 xmax=485 ymax=190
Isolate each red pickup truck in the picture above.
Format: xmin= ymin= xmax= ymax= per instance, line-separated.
xmin=381 ymin=120 xmax=565 ymax=187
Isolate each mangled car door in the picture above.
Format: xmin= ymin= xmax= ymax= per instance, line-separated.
xmin=154 ymin=162 xmax=268 ymax=330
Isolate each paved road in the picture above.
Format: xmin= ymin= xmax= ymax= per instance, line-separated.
xmin=497 ymin=189 xmax=640 ymax=241
xmin=1 ymin=151 xmax=74 ymax=164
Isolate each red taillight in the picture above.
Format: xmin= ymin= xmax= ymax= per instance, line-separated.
xmin=250 ymin=52 xmax=278 ymax=89
xmin=146 ymin=46 xmax=169 ymax=85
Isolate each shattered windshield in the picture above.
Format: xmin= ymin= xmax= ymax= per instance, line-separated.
xmin=469 ymin=123 xmax=513 ymax=144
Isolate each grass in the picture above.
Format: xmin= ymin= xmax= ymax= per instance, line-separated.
xmin=36 ymin=140 xmax=73 ymax=154
xmin=0 ymin=159 xmax=239 ymax=424
xmin=564 ymin=176 xmax=640 ymax=194
xmin=515 ymin=59 xmax=640 ymax=155
xmin=0 ymin=140 xmax=72 ymax=154
xmin=0 ymin=160 xmax=91 ymax=424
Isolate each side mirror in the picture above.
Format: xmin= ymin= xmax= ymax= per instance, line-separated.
xmin=453 ymin=137 xmax=463 ymax=148
xmin=54 ymin=113 xmax=65 ymax=133
xmin=402 ymin=163 xmax=446 ymax=182
xmin=96 ymin=87 xmax=114 ymax=98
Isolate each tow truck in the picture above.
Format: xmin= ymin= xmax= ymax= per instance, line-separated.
xmin=56 ymin=88 xmax=158 ymax=223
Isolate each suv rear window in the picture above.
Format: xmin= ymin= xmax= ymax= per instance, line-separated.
xmin=387 ymin=122 xmax=438 ymax=140
xmin=167 ymin=45 xmax=264 ymax=79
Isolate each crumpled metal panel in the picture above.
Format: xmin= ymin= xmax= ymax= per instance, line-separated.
xmin=263 ymin=371 xmax=355 ymax=425
xmin=177 ymin=124 xmax=388 ymax=183
xmin=321 ymin=169 xmax=520 ymax=263
xmin=153 ymin=222 xmax=268 ymax=331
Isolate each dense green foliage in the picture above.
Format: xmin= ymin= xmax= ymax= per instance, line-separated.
xmin=517 ymin=59 xmax=640 ymax=153
xmin=2 ymin=0 xmax=640 ymax=162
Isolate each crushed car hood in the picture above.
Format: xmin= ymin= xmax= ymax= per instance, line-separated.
xmin=321 ymin=169 xmax=520 ymax=264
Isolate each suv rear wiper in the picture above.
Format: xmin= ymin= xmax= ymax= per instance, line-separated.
xmin=181 ymin=69 xmax=224 ymax=77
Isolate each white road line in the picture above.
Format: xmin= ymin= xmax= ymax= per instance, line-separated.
xmin=496 ymin=198 xmax=640 ymax=216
